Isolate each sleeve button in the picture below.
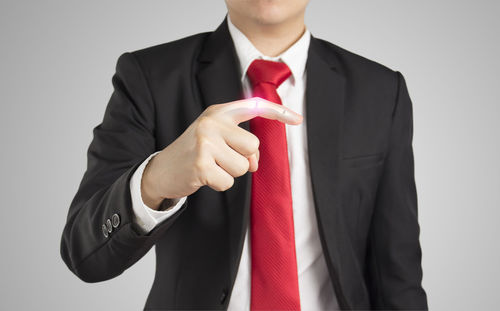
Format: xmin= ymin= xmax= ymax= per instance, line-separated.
xmin=106 ymin=219 xmax=113 ymax=233
xmin=102 ymin=224 xmax=109 ymax=238
xmin=111 ymin=213 xmax=120 ymax=228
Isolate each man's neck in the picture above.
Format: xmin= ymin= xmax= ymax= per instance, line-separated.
xmin=227 ymin=11 xmax=306 ymax=57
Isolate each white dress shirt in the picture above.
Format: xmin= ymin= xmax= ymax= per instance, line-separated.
xmin=129 ymin=16 xmax=339 ymax=311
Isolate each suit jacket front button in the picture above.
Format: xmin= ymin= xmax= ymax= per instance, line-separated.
xmin=102 ymin=224 xmax=109 ymax=238
xmin=111 ymin=213 xmax=120 ymax=228
xmin=106 ymin=219 xmax=113 ymax=233
xmin=219 ymin=290 xmax=227 ymax=304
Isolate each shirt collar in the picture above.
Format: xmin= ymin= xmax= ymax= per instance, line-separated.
xmin=227 ymin=15 xmax=310 ymax=85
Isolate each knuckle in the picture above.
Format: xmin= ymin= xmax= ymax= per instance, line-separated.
xmin=204 ymin=104 xmax=219 ymax=115
xmin=189 ymin=180 xmax=202 ymax=189
xmin=195 ymin=135 xmax=211 ymax=151
xmin=230 ymin=158 xmax=249 ymax=178
xmin=223 ymin=176 xmax=235 ymax=191
xmin=194 ymin=158 xmax=210 ymax=173
xmin=213 ymin=175 xmax=234 ymax=192
xmin=196 ymin=115 xmax=215 ymax=133
xmin=249 ymin=135 xmax=260 ymax=151
xmin=195 ymin=167 xmax=209 ymax=186
xmin=238 ymin=159 xmax=250 ymax=176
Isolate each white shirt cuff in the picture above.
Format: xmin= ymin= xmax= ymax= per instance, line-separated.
xmin=130 ymin=151 xmax=187 ymax=234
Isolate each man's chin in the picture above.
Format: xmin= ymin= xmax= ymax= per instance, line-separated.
xmin=252 ymin=14 xmax=290 ymax=27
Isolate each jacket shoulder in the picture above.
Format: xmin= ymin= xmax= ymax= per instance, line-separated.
xmin=314 ymin=37 xmax=399 ymax=86
xmin=126 ymin=31 xmax=211 ymax=73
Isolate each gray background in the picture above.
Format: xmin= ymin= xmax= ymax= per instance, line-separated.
xmin=1 ymin=0 xmax=498 ymax=310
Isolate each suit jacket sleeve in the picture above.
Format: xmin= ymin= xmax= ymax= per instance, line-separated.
xmin=366 ymin=72 xmax=428 ymax=309
xmin=60 ymin=52 xmax=188 ymax=283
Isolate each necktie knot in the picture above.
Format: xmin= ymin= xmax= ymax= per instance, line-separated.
xmin=247 ymin=59 xmax=291 ymax=89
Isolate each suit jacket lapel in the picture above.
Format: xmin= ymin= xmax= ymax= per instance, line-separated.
xmin=196 ymin=17 xmax=252 ymax=287
xmin=306 ymin=35 xmax=348 ymax=306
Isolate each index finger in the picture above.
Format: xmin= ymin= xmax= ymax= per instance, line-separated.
xmin=218 ymin=97 xmax=303 ymax=125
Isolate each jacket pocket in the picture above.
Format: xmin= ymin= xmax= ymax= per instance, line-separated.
xmin=341 ymin=152 xmax=384 ymax=169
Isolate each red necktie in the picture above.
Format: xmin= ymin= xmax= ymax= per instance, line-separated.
xmin=247 ymin=59 xmax=301 ymax=310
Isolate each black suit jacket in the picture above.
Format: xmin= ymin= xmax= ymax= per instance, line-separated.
xmin=60 ymin=18 xmax=428 ymax=310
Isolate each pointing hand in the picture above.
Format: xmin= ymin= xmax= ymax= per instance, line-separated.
xmin=141 ymin=97 xmax=303 ymax=210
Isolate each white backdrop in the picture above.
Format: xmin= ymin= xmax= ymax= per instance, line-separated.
xmin=1 ymin=0 xmax=498 ymax=309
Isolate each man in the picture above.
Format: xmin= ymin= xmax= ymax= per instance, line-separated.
xmin=60 ymin=0 xmax=428 ymax=310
